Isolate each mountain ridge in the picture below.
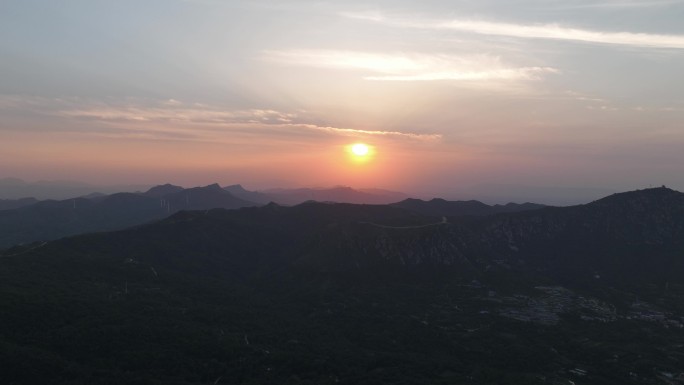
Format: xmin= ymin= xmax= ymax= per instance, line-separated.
xmin=1 ymin=187 xmax=684 ymax=384
xmin=392 ymin=197 xmax=545 ymax=217
xmin=6 ymin=186 xmax=683 ymax=281
xmin=0 ymin=183 xmax=259 ymax=249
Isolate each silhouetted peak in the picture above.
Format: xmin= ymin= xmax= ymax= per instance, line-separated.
xmin=399 ymin=198 xmax=425 ymax=204
xmin=503 ymin=202 xmax=521 ymax=207
xmin=162 ymin=184 xmax=258 ymax=209
xmin=180 ymin=184 xmax=226 ymax=194
xmin=144 ymin=184 xmax=184 ymax=197
xmin=80 ymin=192 xmax=106 ymax=199
xmin=99 ymin=192 xmax=150 ymax=206
xmin=497 ymin=202 xmax=547 ymax=210
xmin=393 ymin=196 xmax=544 ymax=217
xmin=262 ymin=201 xmax=283 ymax=210
xmin=203 ymin=183 xmax=223 ymax=191
xmin=224 ymin=184 xmax=246 ymax=192
xmin=591 ymin=186 xmax=681 ymax=207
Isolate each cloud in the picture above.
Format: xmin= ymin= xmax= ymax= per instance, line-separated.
xmin=342 ymin=12 xmax=684 ymax=49
xmin=364 ymin=67 xmax=556 ymax=81
xmin=303 ymin=124 xmax=442 ymax=141
xmin=563 ymin=0 xmax=683 ymax=9
xmin=264 ymin=50 xmax=558 ymax=82
xmin=59 ymin=104 xmax=299 ymax=125
xmin=0 ymin=95 xmax=440 ymax=142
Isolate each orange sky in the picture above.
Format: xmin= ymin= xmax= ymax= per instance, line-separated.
xmin=2 ymin=1 xmax=684 ymax=204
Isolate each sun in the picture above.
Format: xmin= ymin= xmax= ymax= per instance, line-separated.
xmin=346 ymin=142 xmax=375 ymax=164
xmin=351 ymin=143 xmax=370 ymax=156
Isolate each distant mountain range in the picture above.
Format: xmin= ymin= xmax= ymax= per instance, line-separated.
xmin=392 ymin=198 xmax=545 ymax=217
xmin=226 ymin=184 xmax=408 ymax=205
xmin=1 ymin=187 xmax=683 ymax=384
xmin=0 ymin=177 xmax=149 ymax=200
xmin=0 ymin=177 xmax=409 ymax=204
xmin=2 ymin=183 xmax=496 ymax=249
xmin=0 ymin=183 xmax=257 ymax=248
xmin=0 ymin=197 xmax=39 ymax=210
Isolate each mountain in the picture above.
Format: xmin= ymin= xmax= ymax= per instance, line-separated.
xmin=1 ymin=187 xmax=683 ymax=384
xmin=79 ymin=192 xmax=107 ymax=199
xmin=0 ymin=177 xmax=149 ymax=200
xmin=476 ymin=187 xmax=684 ymax=282
xmin=163 ymin=183 xmax=256 ymax=210
xmin=223 ymin=184 xmax=272 ymax=204
xmin=455 ymin=183 xmax=617 ymax=206
xmin=358 ymin=188 xmax=408 ymax=202
xmin=0 ymin=194 xmax=158 ymax=249
xmin=143 ymin=183 xmax=184 ymax=197
xmin=0 ymin=183 xmax=258 ymax=249
xmin=392 ymin=198 xmax=545 ymax=217
xmin=263 ymin=186 xmax=408 ymax=205
xmin=0 ymin=197 xmax=39 ymax=210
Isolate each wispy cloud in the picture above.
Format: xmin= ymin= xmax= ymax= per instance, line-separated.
xmin=59 ymin=103 xmax=299 ymax=125
xmin=264 ymin=50 xmax=558 ymax=82
xmin=0 ymin=95 xmax=440 ymax=142
xmin=303 ymin=125 xmax=441 ymax=141
xmin=364 ymin=68 xmax=556 ymax=82
xmin=633 ymin=105 xmax=684 ymax=112
xmin=342 ymin=12 xmax=684 ymax=49
xmin=563 ymin=0 xmax=683 ymax=9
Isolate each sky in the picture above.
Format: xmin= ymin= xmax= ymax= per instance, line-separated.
xmin=2 ymin=0 xmax=684 ymax=204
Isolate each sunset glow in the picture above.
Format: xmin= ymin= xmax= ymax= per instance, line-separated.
xmin=351 ymin=143 xmax=370 ymax=157
xmin=2 ymin=1 xmax=684 ymax=204
xmin=3 ymin=2 xmax=684 ymax=380
xmin=345 ymin=142 xmax=376 ymax=166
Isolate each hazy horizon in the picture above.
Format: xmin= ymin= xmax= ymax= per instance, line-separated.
xmin=0 ymin=175 xmax=626 ymax=205
xmin=2 ymin=0 xmax=683 ymax=202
